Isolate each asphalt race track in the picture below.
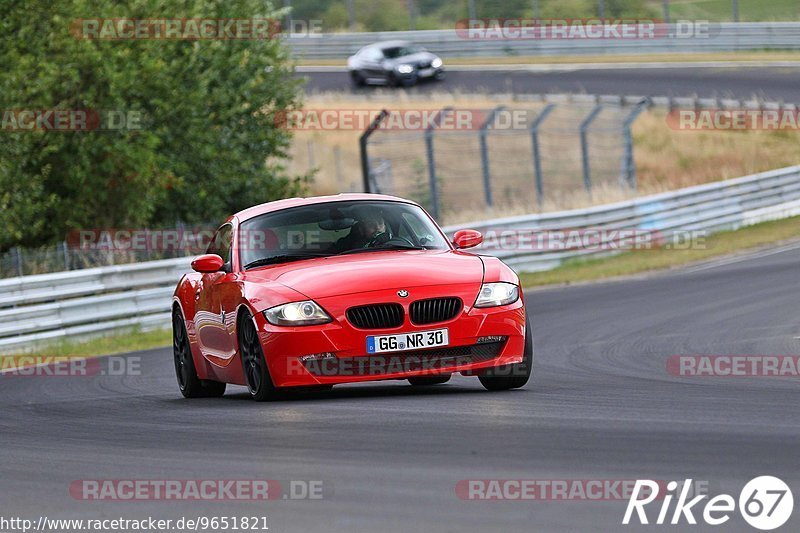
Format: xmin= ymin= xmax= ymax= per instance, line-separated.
xmin=301 ymin=67 xmax=800 ymax=102
xmin=2 ymin=244 xmax=799 ymax=532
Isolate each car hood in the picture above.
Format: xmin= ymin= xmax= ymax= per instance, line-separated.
xmin=242 ymin=249 xmax=484 ymax=299
xmin=386 ymin=52 xmax=438 ymax=67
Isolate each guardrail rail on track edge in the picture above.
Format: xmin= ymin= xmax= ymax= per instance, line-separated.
xmin=2 ymin=164 xmax=799 ymax=351
xmin=287 ymin=23 xmax=800 ymax=59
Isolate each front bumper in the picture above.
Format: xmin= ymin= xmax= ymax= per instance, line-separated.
xmin=393 ymin=67 xmax=444 ymax=80
xmin=254 ymin=284 xmax=526 ymax=387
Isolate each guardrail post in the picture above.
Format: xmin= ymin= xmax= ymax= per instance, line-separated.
xmin=620 ymin=98 xmax=650 ymax=190
xmin=359 ymin=109 xmax=389 ymax=193
xmin=530 ymin=103 xmax=556 ymax=208
xmin=580 ymin=104 xmax=604 ymax=197
xmin=425 ymin=107 xmax=454 ymax=220
xmin=478 ymin=105 xmax=506 ymax=208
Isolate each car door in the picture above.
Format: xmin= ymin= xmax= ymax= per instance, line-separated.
xmin=195 ymin=223 xmax=234 ymax=361
xmin=362 ymin=47 xmax=386 ymax=82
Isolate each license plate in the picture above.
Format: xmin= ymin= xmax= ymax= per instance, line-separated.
xmin=419 ymin=68 xmax=435 ymax=77
xmin=366 ymin=328 xmax=449 ymax=354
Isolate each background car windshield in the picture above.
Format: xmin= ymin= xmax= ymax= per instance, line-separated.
xmin=239 ymin=200 xmax=449 ymax=267
xmin=382 ymin=45 xmax=424 ymax=59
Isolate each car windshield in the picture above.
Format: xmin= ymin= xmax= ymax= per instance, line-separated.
xmin=381 ymin=45 xmax=424 ymax=59
xmin=238 ymin=200 xmax=450 ymax=269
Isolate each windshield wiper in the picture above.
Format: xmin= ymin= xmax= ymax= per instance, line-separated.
xmin=243 ymin=253 xmax=329 ymax=270
xmin=337 ymin=244 xmax=425 ymax=256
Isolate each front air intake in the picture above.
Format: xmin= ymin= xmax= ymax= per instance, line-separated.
xmin=409 ymin=297 xmax=462 ymax=325
xmin=346 ymin=303 xmax=404 ymax=329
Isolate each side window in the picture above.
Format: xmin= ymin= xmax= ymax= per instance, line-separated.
xmin=366 ymin=48 xmax=383 ymax=61
xmin=206 ymin=224 xmax=233 ymax=265
xmin=401 ymin=213 xmax=434 ymax=246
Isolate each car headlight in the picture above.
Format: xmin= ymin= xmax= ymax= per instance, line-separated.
xmin=474 ymin=283 xmax=519 ymax=308
xmin=264 ymin=300 xmax=332 ymax=326
xmin=431 ymin=58 xmax=443 ymax=68
xmin=396 ymin=64 xmax=414 ymax=74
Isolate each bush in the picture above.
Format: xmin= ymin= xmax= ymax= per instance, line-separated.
xmin=0 ymin=0 xmax=308 ymax=250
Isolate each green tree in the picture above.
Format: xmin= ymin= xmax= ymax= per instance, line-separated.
xmin=0 ymin=0 xmax=307 ymax=249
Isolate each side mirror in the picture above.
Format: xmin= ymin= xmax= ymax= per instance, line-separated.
xmin=191 ymin=254 xmax=224 ymax=273
xmin=453 ymin=229 xmax=483 ymax=250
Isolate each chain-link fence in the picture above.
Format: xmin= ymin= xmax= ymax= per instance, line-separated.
xmin=361 ymin=100 xmax=649 ymax=223
xmin=0 ymin=237 xmax=197 ymax=279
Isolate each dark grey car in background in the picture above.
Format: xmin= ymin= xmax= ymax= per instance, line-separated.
xmin=347 ymin=40 xmax=445 ymax=87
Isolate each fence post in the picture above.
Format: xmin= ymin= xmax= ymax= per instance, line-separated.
xmin=530 ymin=103 xmax=556 ymax=208
xmin=478 ymin=105 xmax=506 ymax=208
xmin=359 ymin=109 xmax=389 ymax=193
xmin=61 ymin=241 xmax=70 ymax=271
xmin=580 ymin=104 xmax=604 ymax=197
xmin=620 ymin=98 xmax=650 ymax=190
xmin=14 ymin=247 xmax=23 ymax=277
xmin=424 ymin=107 xmax=454 ymax=220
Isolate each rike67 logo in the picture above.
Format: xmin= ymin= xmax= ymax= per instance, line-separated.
xmin=623 ymin=476 xmax=793 ymax=530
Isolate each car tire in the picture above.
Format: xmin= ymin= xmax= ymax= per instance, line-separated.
xmin=238 ymin=312 xmax=279 ymax=402
xmin=408 ymin=374 xmax=451 ymax=386
xmin=173 ymin=309 xmax=226 ymax=398
xmin=434 ymin=70 xmax=446 ymax=81
xmin=350 ymin=71 xmax=365 ymax=87
xmin=478 ymin=314 xmax=533 ymax=391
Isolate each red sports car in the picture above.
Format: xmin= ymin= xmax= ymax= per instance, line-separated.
xmin=172 ymin=194 xmax=532 ymax=401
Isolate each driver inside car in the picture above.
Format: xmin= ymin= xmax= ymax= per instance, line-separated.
xmin=335 ymin=206 xmax=393 ymax=251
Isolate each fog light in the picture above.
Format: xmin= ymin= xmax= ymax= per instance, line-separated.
xmin=477 ymin=336 xmax=507 ymax=344
xmin=299 ymin=353 xmax=337 ymax=363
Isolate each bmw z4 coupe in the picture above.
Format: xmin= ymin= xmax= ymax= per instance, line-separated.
xmin=172 ymin=194 xmax=532 ymax=401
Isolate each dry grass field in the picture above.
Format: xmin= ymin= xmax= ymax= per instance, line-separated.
xmin=288 ymin=92 xmax=800 ymax=224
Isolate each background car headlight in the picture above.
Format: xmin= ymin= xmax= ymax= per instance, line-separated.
xmin=264 ymin=300 xmax=332 ymax=326
xmin=396 ymin=64 xmax=414 ymax=74
xmin=474 ymin=282 xmax=519 ymax=308
xmin=431 ymin=58 xmax=443 ymax=68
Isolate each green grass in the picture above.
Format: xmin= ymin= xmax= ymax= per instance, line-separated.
xmin=1 ymin=327 xmax=171 ymax=364
xmin=520 ymin=215 xmax=800 ymax=287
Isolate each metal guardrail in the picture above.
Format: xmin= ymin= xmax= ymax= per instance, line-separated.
xmin=448 ymin=165 xmax=800 ymax=271
xmin=287 ymin=23 xmax=800 ymax=59
xmin=1 ymin=164 xmax=799 ymax=351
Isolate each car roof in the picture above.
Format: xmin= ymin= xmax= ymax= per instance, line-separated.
xmin=233 ymin=193 xmax=419 ymax=222
xmin=360 ymin=40 xmax=412 ymax=52
xmin=375 ymin=40 xmax=413 ymax=49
